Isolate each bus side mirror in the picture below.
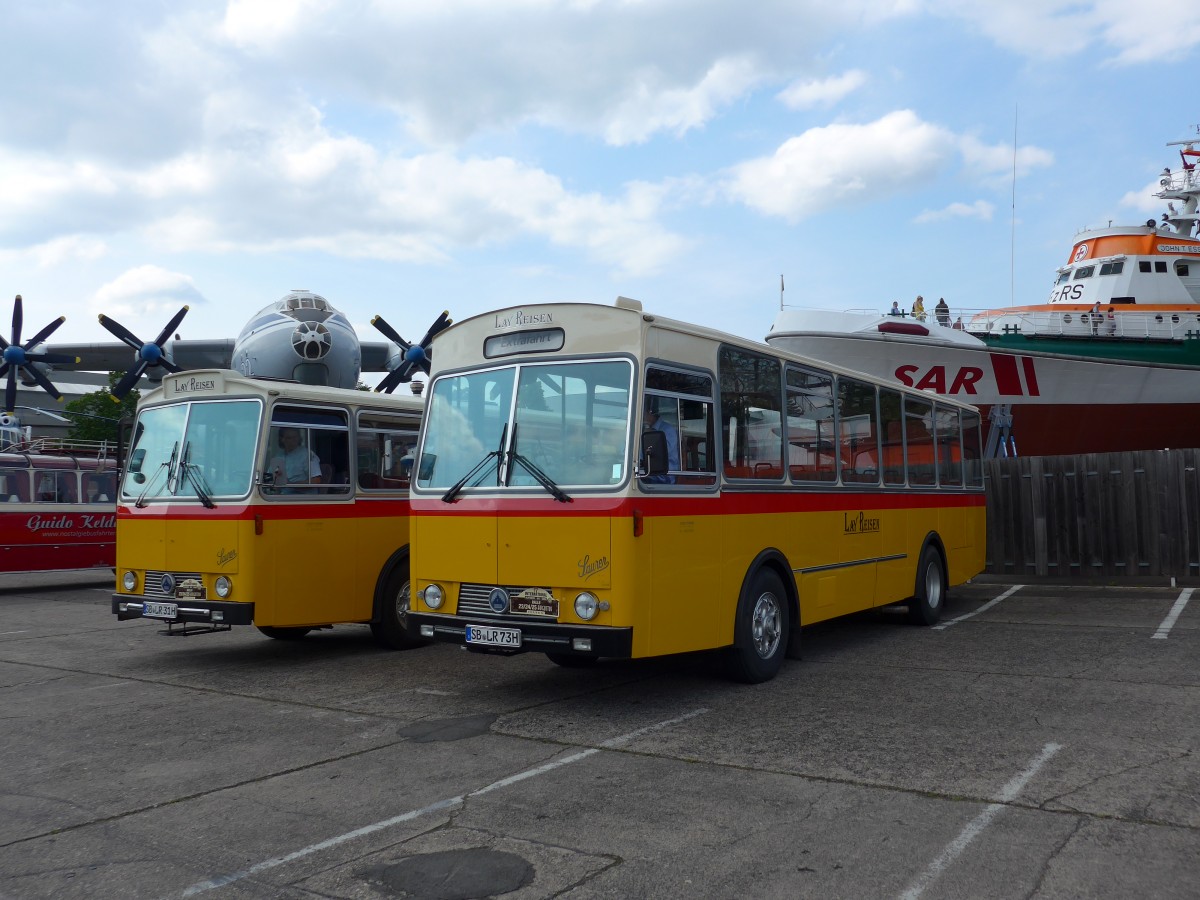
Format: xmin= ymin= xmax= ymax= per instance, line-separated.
xmin=261 ymin=470 xmax=276 ymax=486
xmin=128 ymin=448 xmax=145 ymax=474
xmin=417 ymin=453 xmax=436 ymax=482
xmin=639 ymin=430 xmax=668 ymax=477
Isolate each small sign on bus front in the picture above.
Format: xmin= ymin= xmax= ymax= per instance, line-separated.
xmin=483 ymin=328 xmax=565 ymax=359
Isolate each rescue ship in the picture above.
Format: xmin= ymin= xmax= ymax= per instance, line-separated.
xmin=768 ymin=134 xmax=1200 ymax=457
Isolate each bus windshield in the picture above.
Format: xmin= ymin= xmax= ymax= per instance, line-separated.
xmin=418 ymin=359 xmax=632 ymax=491
xmin=122 ymin=399 xmax=263 ymax=501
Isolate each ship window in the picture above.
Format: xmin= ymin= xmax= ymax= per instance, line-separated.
xmin=1073 ymin=266 xmax=1094 ymax=279
xmin=1099 ymin=261 xmax=1124 ymax=276
xmin=1155 ymin=261 xmax=1168 ymax=273
xmin=1139 ymin=261 xmax=1152 ymax=273
xmin=1177 ymin=264 xmax=1190 ymax=277
xmin=1056 ymin=272 xmax=1070 ymax=285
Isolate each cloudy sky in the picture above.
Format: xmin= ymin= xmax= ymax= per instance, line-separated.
xmin=3 ymin=0 xmax=1198 ymax=376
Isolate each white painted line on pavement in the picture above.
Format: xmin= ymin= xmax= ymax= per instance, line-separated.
xmin=1152 ymin=588 xmax=1193 ymax=640
xmin=181 ymin=707 xmax=709 ymax=896
xmin=0 ymin=630 xmax=29 ymax=635
xmin=932 ymin=585 xmax=1024 ymax=631
xmin=898 ymin=741 xmax=1062 ymax=900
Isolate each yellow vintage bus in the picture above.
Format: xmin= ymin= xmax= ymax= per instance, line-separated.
xmin=111 ymin=370 xmax=424 ymax=648
xmin=407 ymin=298 xmax=986 ymax=682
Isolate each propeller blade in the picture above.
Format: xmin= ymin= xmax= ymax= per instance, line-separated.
xmin=158 ymin=358 xmax=182 ymax=374
xmin=27 ymin=352 xmax=80 ymax=367
xmin=11 ymin=295 xmax=22 ymax=349
xmin=375 ymin=364 xmax=412 ymax=394
xmin=4 ymin=369 xmax=16 ymax=414
xmin=152 ymin=305 xmax=189 ymax=348
xmin=22 ymin=316 xmax=66 ymax=350
xmin=370 ymin=315 xmax=412 ymax=353
xmin=97 ymin=314 xmax=145 ymax=351
xmin=23 ymin=365 xmax=62 ymax=401
xmin=0 ymin=364 xmax=8 ymax=380
xmin=0 ymin=334 xmax=8 ymax=351
xmin=111 ymin=363 xmax=147 ymax=400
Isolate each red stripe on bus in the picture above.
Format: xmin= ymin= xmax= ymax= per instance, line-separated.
xmin=410 ymin=491 xmax=984 ymax=518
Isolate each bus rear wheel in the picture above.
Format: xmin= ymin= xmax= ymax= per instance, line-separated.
xmin=370 ymin=560 xmax=424 ymax=650
xmin=256 ymin=626 xmax=312 ymax=640
xmin=907 ymin=545 xmax=945 ymax=626
xmin=728 ymin=568 xmax=789 ymax=684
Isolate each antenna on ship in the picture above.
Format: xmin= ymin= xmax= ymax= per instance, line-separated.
xmin=1010 ymin=104 xmax=1018 ymax=308
xmin=780 ymin=273 xmax=785 ymax=310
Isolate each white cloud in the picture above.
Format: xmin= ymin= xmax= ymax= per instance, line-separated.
xmin=914 ymin=200 xmax=995 ymax=223
xmin=927 ymin=0 xmax=1200 ymax=65
xmin=777 ymin=70 xmax=869 ymax=110
xmin=725 ymin=111 xmax=954 ymax=222
xmin=725 ymin=112 xmax=1054 ymax=222
xmin=91 ymin=266 xmax=206 ymax=320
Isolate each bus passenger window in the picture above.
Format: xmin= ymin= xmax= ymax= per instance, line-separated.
xmin=786 ymin=367 xmax=835 ymax=482
xmin=719 ymin=347 xmax=782 ymax=481
xmin=837 ymin=378 xmax=879 ymax=484
xmin=905 ymin=398 xmax=936 ymax=486
xmin=357 ymin=412 xmax=420 ymax=491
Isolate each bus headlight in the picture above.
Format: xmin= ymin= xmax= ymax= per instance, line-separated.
xmin=122 ymin=571 xmax=138 ymax=592
xmin=574 ymin=592 xmax=599 ymax=621
xmin=422 ymin=583 xmax=444 ymax=610
xmin=215 ymin=576 xmax=232 ymax=598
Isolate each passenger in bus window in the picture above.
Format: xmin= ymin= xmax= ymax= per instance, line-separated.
xmin=36 ymin=474 xmax=58 ymax=502
xmin=268 ymin=427 xmax=322 ymax=492
xmin=642 ymin=398 xmax=679 ymax=484
xmin=85 ymin=478 xmax=109 ymax=503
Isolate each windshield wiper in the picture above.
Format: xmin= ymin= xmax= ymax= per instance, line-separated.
xmin=507 ymin=423 xmax=571 ymax=503
xmin=441 ymin=424 xmax=508 ymax=504
xmin=178 ymin=441 xmax=216 ymax=509
xmin=135 ymin=441 xmax=177 ymax=508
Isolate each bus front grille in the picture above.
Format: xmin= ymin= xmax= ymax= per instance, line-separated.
xmin=143 ymin=571 xmax=203 ymax=598
xmin=458 ymin=583 xmax=559 ymax=622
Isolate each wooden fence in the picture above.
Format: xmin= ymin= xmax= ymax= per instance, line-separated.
xmin=984 ymin=449 xmax=1200 ymax=580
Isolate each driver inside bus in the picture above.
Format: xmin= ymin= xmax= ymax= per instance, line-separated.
xmin=642 ymin=397 xmax=680 ymax=484
xmin=268 ymin=427 xmax=322 ymax=493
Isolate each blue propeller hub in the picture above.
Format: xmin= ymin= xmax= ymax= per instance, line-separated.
xmin=140 ymin=342 xmax=163 ymax=363
xmin=2 ymin=345 xmax=25 ymax=366
xmin=404 ymin=344 xmax=428 ymax=365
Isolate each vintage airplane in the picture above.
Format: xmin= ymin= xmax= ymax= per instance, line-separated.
xmin=0 ymin=290 xmax=451 ymax=411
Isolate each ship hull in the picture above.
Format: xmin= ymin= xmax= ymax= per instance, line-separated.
xmin=767 ymin=330 xmax=1200 ymax=457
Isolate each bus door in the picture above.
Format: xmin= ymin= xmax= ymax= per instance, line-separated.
xmin=259 ymin=406 xmax=353 ymax=625
xmin=643 ymin=373 xmax=720 ymax=655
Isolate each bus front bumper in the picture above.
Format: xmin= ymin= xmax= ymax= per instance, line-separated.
xmin=407 ymin=612 xmax=633 ymax=659
xmin=112 ymin=595 xmax=255 ymax=626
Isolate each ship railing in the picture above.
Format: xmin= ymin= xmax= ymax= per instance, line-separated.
xmin=965 ymin=308 xmax=1200 ymax=341
xmin=1158 ymin=169 xmax=1200 ymax=194
xmin=0 ymin=436 xmax=121 ymax=461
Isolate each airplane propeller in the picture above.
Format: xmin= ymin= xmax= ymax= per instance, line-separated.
xmin=0 ymin=294 xmax=79 ymax=414
xmin=98 ymin=305 xmax=190 ymax=400
xmin=371 ymin=310 xmax=452 ymax=393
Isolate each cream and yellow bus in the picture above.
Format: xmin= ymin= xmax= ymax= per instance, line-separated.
xmin=407 ymin=298 xmax=986 ymax=682
xmin=111 ymin=370 xmax=424 ymax=648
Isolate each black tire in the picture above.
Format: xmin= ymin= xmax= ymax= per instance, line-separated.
xmin=369 ymin=559 xmax=424 ymax=650
xmin=907 ymin=544 xmax=946 ymax=626
xmin=546 ymin=652 xmax=599 ymax=668
xmin=727 ymin=568 xmax=789 ymax=684
xmin=256 ymin=626 xmax=312 ymax=640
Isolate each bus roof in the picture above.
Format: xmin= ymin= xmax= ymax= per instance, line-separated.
xmin=136 ymin=369 xmax=426 ymax=414
xmin=430 ymin=300 xmax=982 ymax=414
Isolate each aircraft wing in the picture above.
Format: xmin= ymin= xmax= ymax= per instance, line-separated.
xmin=44 ymin=339 xmax=237 ymax=374
xmin=360 ymin=340 xmax=398 ymax=372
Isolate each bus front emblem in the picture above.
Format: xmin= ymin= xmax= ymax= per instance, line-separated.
xmin=488 ymin=588 xmax=509 ymax=614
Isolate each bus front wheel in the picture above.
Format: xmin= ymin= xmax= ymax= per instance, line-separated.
xmin=370 ymin=560 xmax=424 ymax=650
xmin=256 ymin=626 xmax=312 ymax=640
xmin=907 ymin=545 xmax=945 ymax=626
xmin=728 ymin=568 xmax=789 ymax=684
